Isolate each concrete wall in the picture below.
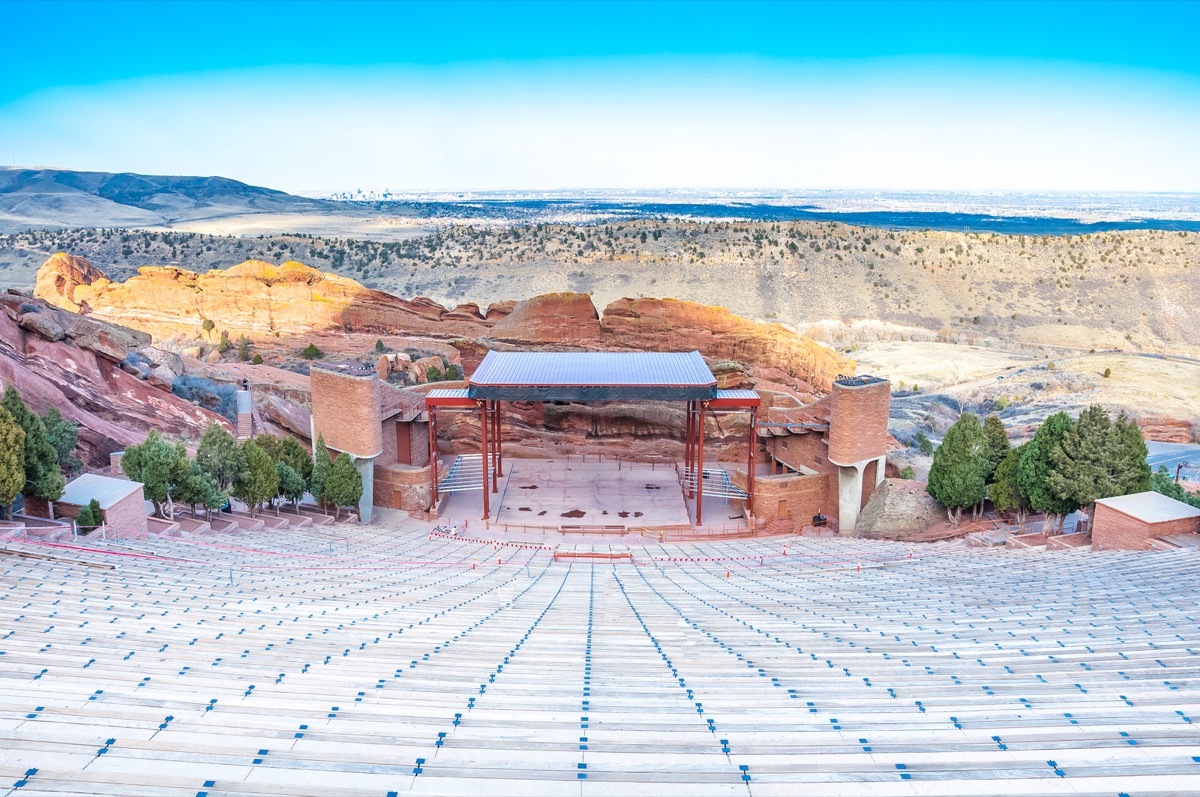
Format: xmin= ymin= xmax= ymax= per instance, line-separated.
xmin=1093 ymin=503 xmax=1200 ymax=551
xmin=827 ymin=379 xmax=891 ymax=466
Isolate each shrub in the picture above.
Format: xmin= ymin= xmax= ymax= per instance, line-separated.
xmin=425 ymin=365 xmax=444 ymax=383
xmin=444 ymin=363 xmax=463 ymax=380
xmin=201 ymin=318 xmax=215 ymax=332
xmin=171 ymin=375 xmax=237 ymax=423
xmin=217 ymin=332 xmax=231 ymax=354
xmin=76 ymin=498 xmax=103 ymax=529
xmin=237 ymin=336 xmax=251 ymax=362
xmin=375 ymin=339 xmax=385 ymax=353
xmin=1103 ymin=367 xmax=1112 ymax=378
xmin=251 ymin=354 xmax=263 ymax=365
xmin=301 ymin=343 xmax=323 ymax=360
xmin=899 ymin=466 xmax=916 ymax=480
xmin=17 ymin=302 xmax=40 ymax=315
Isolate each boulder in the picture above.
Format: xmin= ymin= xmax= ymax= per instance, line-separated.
xmin=182 ymin=345 xmax=204 ymax=360
xmin=148 ymin=365 xmax=176 ymax=391
xmin=413 ymin=356 xmax=445 ymax=383
xmin=376 ymin=355 xmax=390 ymax=380
xmin=205 ymin=349 xmax=223 ymax=363
xmin=33 ymin=252 xmax=110 ymax=313
xmin=140 ymin=346 xmax=185 ymax=375
xmin=857 ymin=479 xmax=946 ymax=536
xmin=17 ymin=311 xmax=65 ymax=342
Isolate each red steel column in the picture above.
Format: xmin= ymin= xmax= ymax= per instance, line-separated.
xmin=480 ymin=401 xmax=490 ymax=519
xmin=696 ymin=401 xmax=706 ymax=525
xmin=428 ymin=409 xmax=439 ymax=510
xmin=685 ymin=401 xmax=695 ymax=497
xmin=495 ymin=402 xmax=504 ymax=477
xmin=747 ymin=407 xmax=757 ymax=518
xmin=490 ymin=402 xmax=499 ymax=493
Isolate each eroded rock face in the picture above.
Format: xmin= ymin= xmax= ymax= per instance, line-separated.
xmin=856 ymin=478 xmax=946 ymax=536
xmin=35 ymin=256 xmax=493 ymax=341
xmin=1138 ymin=416 xmax=1199 ymax=444
xmin=0 ymin=294 xmax=231 ymax=465
xmin=600 ymin=298 xmax=852 ymax=393
xmin=490 ymin=292 xmax=602 ymax=343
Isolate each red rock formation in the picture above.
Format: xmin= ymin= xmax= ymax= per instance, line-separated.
xmin=1138 ymin=416 xmax=1199 ymax=444
xmin=0 ymin=293 xmax=232 ymax=466
xmin=599 ymin=297 xmax=852 ymax=393
xmin=35 ymin=256 xmax=492 ymax=342
xmin=490 ymin=292 xmax=602 ymax=343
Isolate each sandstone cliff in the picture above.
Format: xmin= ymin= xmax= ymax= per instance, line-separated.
xmin=35 ymin=255 xmax=851 ymax=393
xmin=0 ymin=291 xmax=232 ymax=465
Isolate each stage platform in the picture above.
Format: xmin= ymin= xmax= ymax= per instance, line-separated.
xmin=496 ymin=458 xmax=691 ymax=528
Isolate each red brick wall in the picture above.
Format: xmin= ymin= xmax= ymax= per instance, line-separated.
xmin=409 ymin=421 xmax=431 ymax=468
xmin=768 ymin=432 xmax=829 ymax=474
xmin=379 ymin=418 xmax=399 ymax=466
xmin=109 ymin=452 xmax=126 ymax=477
xmin=104 ymin=492 xmax=148 ymax=537
xmin=828 ymin=380 xmax=891 ymax=465
xmin=742 ymin=472 xmax=832 ymax=526
xmin=311 ymin=368 xmax=383 ymax=458
xmin=1093 ymin=503 xmax=1200 ymax=550
xmin=374 ymin=463 xmax=433 ymax=511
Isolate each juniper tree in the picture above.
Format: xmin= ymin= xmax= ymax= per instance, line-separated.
xmin=1017 ymin=412 xmax=1078 ymax=533
xmin=76 ymin=499 xmax=103 ymax=530
xmin=1 ymin=387 xmax=65 ymax=506
xmin=232 ymin=441 xmax=278 ymax=517
xmin=42 ymin=408 xmax=81 ymax=477
xmin=310 ymin=434 xmax=333 ymax=508
xmin=0 ymin=406 xmax=25 ymax=519
xmin=926 ymin=412 xmax=989 ymax=526
xmin=325 ymin=453 xmax=363 ymax=521
xmin=990 ymin=443 xmax=1031 ymax=530
xmin=278 ymin=436 xmax=312 ymax=484
xmin=982 ymin=413 xmax=1011 ymax=483
xmin=196 ymin=422 xmax=244 ymax=491
xmin=1049 ymin=406 xmax=1150 ymax=527
xmin=122 ymin=432 xmax=188 ymax=518
xmin=275 ymin=461 xmax=307 ymax=512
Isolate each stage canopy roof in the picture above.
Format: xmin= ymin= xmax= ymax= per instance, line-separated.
xmin=464 ymin=350 xmax=750 ymax=402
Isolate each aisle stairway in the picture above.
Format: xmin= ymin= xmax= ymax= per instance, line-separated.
xmin=0 ymin=528 xmax=1198 ymax=795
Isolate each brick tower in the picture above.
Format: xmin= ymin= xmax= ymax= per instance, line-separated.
xmin=310 ymin=361 xmax=382 ymax=523
xmin=827 ymin=375 xmax=892 ymax=533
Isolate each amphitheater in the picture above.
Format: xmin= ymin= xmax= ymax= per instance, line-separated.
xmin=2 ymin=521 xmax=1199 ymax=796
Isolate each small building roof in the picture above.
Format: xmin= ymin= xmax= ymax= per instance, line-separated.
xmin=468 ymin=350 xmax=721 ymax=402
xmin=59 ymin=473 xmax=144 ymax=510
xmin=1096 ymin=491 xmax=1200 ymax=523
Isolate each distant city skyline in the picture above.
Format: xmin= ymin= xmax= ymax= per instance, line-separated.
xmin=2 ymin=0 xmax=1199 ymax=193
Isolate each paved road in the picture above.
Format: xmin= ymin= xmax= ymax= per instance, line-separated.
xmin=1147 ymin=441 xmax=1200 ymax=482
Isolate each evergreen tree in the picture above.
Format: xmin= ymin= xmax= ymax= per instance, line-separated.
xmin=275 ymin=461 xmax=307 ymax=511
xmin=1017 ymin=412 xmax=1078 ymax=532
xmin=42 ymin=408 xmax=82 ymax=476
xmin=232 ymin=441 xmax=278 ymax=517
xmin=990 ymin=443 xmax=1031 ymax=530
xmin=1050 ymin=406 xmax=1151 ymax=526
xmin=175 ymin=459 xmax=224 ymax=519
xmin=76 ymin=498 xmax=103 ymax=530
xmin=925 ymin=412 xmax=988 ymax=526
xmin=1 ymin=387 xmax=65 ymax=505
xmin=122 ymin=432 xmax=188 ymax=518
xmin=0 ymin=405 xmax=26 ymax=519
xmin=278 ymin=436 xmax=313 ymax=484
xmin=196 ymin=422 xmax=244 ymax=491
xmin=982 ymin=413 xmax=1011 ymax=483
xmin=325 ymin=453 xmax=363 ymax=521
xmin=252 ymin=433 xmax=283 ymax=464
xmin=310 ymin=434 xmax=333 ymax=509
xmin=1151 ymin=467 xmax=1200 ymax=509
xmin=1110 ymin=412 xmax=1152 ymax=496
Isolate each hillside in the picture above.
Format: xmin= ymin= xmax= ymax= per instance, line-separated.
xmin=0 ymin=167 xmax=346 ymax=232
xmin=3 ymin=221 xmax=1197 ymax=354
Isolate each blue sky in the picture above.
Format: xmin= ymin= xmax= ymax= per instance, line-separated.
xmin=2 ymin=0 xmax=1199 ymax=192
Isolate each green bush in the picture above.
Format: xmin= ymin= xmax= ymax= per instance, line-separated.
xmin=76 ymin=498 xmax=103 ymax=529
xmin=201 ymin=319 xmax=215 ymax=333
xmin=899 ymin=466 xmax=916 ymax=480
xmin=251 ymin=354 xmax=263 ymax=365
xmin=1103 ymin=367 xmax=1112 ymax=378
xmin=301 ymin=343 xmax=323 ymax=360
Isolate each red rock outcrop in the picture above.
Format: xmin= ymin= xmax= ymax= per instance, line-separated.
xmin=1138 ymin=416 xmax=1199 ymax=444
xmin=490 ymin=292 xmax=602 ymax=343
xmin=0 ymin=293 xmax=232 ymax=466
xmin=35 ymin=256 xmax=493 ymax=342
xmin=599 ymin=297 xmax=852 ymax=393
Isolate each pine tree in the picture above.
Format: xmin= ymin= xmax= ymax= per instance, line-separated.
xmin=325 ymin=453 xmax=363 ymax=521
xmin=42 ymin=408 xmax=82 ymax=477
xmin=232 ymin=441 xmax=279 ymax=517
xmin=1110 ymin=413 xmax=1151 ymax=497
xmin=175 ymin=460 xmax=224 ymax=519
xmin=122 ymin=432 xmax=188 ymax=518
xmin=196 ymin=422 xmax=245 ymax=491
xmin=76 ymin=498 xmax=103 ymax=530
xmin=1 ymin=387 xmax=65 ymax=505
xmin=275 ymin=462 xmax=307 ymax=511
xmin=310 ymin=434 xmax=333 ymax=510
xmin=0 ymin=405 xmax=26 ymax=519
xmin=990 ymin=443 xmax=1030 ymax=530
xmin=982 ymin=413 xmax=1011 ymax=483
xmin=1017 ymin=412 xmax=1078 ymax=532
xmin=278 ymin=436 xmax=313 ymax=484
xmin=252 ymin=433 xmax=283 ymax=464
xmin=1050 ymin=407 xmax=1151 ymax=527
xmin=925 ymin=412 xmax=989 ymax=526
